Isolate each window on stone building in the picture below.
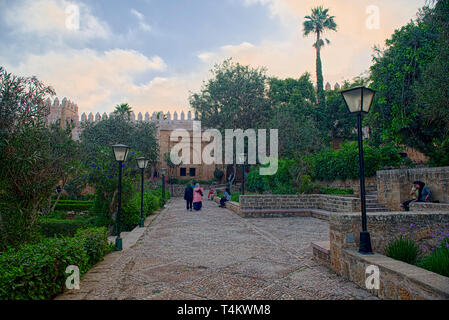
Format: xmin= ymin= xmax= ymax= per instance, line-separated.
xmin=189 ymin=168 xmax=196 ymax=177
xmin=180 ymin=168 xmax=186 ymax=177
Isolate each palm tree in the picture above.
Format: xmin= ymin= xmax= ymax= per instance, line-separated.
xmin=303 ymin=6 xmax=337 ymax=107
xmin=113 ymin=103 xmax=132 ymax=119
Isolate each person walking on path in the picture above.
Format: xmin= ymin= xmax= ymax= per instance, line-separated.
xmin=193 ymin=183 xmax=204 ymax=211
xmin=219 ymin=188 xmax=231 ymax=208
xmin=184 ymin=182 xmax=193 ymax=211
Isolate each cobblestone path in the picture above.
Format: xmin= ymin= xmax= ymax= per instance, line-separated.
xmin=57 ymin=198 xmax=376 ymax=300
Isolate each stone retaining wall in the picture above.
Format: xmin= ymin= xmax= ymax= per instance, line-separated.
xmin=377 ymin=166 xmax=449 ymax=210
xmin=240 ymin=194 xmax=360 ymax=213
xmin=328 ymin=210 xmax=449 ymax=299
xmin=340 ymin=249 xmax=449 ymax=299
xmin=329 ymin=211 xmax=449 ymax=275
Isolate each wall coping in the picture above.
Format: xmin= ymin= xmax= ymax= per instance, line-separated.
xmin=343 ymin=248 xmax=449 ymax=299
xmin=377 ymin=166 xmax=449 ymax=176
xmin=329 ymin=210 xmax=449 ymax=219
xmin=410 ymin=202 xmax=449 ymax=211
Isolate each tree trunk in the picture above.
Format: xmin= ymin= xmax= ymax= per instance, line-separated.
xmin=315 ymin=31 xmax=325 ymax=108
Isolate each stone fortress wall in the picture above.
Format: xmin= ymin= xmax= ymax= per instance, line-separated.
xmin=45 ymin=97 xmax=217 ymax=180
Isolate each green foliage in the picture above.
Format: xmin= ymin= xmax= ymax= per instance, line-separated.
xmin=121 ymin=190 xmax=165 ymax=231
xmin=386 ymin=236 xmax=419 ymax=264
xmin=308 ymin=142 xmax=404 ymax=181
xmin=39 ymin=218 xmax=88 ymax=237
xmin=0 ymin=227 xmax=109 ymax=299
xmin=0 ymin=237 xmax=89 ymax=300
xmin=418 ymin=246 xmax=449 ymax=277
xmin=246 ymin=167 xmax=266 ymax=193
xmin=75 ymin=227 xmax=109 ymax=267
xmin=190 ymin=58 xmax=271 ymax=131
xmin=267 ymin=74 xmax=325 ymax=158
xmin=428 ymin=136 xmax=449 ymax=167
xmin=320 ymin=187 xmax=354 ymax=195
xmin=367 ymin=3 xmax=449 ymax=155
xmin=52 ymin=200 xmax=93 ymax=212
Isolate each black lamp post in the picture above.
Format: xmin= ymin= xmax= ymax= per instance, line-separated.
xmin=340 ymin=86 xmax=376 ymax=254
xmin=136 ymin=157 xmax=149 ymax=228
xmin=161 ymin=168 xmax=167 ymax=206
xmin=112 ymin=144 xmax=130 ymax=251
xmin=238 ymin=152 xmax=247 ymax=195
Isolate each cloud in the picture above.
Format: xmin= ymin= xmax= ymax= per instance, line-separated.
xmin=130 ymin=8 xmax=152 ymax=32
xmin=3 ymin=0 xmax=111 ymax=41
xmin=4 ymin=49 xmax=170 ymax=114
xmin=200 ymin=0 xmax=426 ymax=85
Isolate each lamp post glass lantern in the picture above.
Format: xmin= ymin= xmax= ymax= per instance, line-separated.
xmin=341 ymin=86 xmax=376 ymax=254
xmin=111 ymin=144 xmax=130 ymax=251
xmin=136 ymin=157 xmax=149 ymax=227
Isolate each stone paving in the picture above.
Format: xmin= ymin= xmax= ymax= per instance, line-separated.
xmin=57 ymin=198 xmax=376 ymax=300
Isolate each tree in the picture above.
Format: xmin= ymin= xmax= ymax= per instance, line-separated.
xmin=267 ymin=73 xmax=325 ymax=157
xmin=366 ymin=3 xmax=446 ymax=156
xmin=303 ymin=6 xmax=337 ymax=108
xmin=189 ymin=58 xmax=272 ymax=187
xmin=190 ymin=58 xmax=271 ymax=132
xmin=0 ymin=67 xmax=81 ymax=249
xmin=113 ymin=103 xmax=132 ymax=119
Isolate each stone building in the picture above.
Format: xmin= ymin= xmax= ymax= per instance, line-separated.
xmin=45 ymin=99 xmax=219 ymax=181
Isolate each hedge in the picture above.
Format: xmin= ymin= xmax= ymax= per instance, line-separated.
xmin=52 ymin=200 xmax=93 ymax=212
xmin=39 ymin=218 xmax=88 ymax=237
xmin=0 ymin=227 xmax=109 ymax=300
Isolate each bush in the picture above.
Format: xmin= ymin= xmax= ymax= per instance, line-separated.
xmin=0 ymin=237 xmax=89 ymax=299
xmin=121 ymin=190 xmax=164 ymax=231
xmin=385 ymin=236 xmax=419 ymax=264
xmin=39 ymin=218 xmax=88 ymax=237
xmin=320 ymin=187 xmax=354 ymax=195
xmin=52 ymin=200 xmax=93 ymax=212
xmin=0 ymin=227 xmax=110 ymax=300
xmin=75 ymin=227 xmax=109 ymax=267
xmin=308 ymin=142 xmax=404 ymax=181
xmin=418 ymin=247 xmax=449 ymax=277
xmin=246 ymin=167 xmax=267 ymax=193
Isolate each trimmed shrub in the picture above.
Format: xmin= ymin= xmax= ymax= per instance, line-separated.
xmin=385 ymin=236 xmax=419 ymax=264
xmin=0 ymin=237 xmax=89 ymax=299
xmin=320 ymin=187 xmax=354 ymax=195
xmin=0 ymin=227 xmax=109 ymax=300
xmin=75 ymin=227 xmax=109 ymax=267
xmin=52 ymin=200 xmax=93 ymax=212
xmin=39 ymin=218 xmax=88 ymax=237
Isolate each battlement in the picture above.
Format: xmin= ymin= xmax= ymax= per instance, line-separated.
xmin=79 ymin=110 xmax=198 ymax=124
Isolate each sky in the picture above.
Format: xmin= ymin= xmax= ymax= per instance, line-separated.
xmin=0 ymin=0 xmax=427 ymax=116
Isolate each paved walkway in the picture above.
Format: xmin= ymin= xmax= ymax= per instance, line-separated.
xmin=57 ymin=198 xmax=376 ymax=300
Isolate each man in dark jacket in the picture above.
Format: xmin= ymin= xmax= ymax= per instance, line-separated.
xmin=184 ymin=183 xmax=193 ymax=211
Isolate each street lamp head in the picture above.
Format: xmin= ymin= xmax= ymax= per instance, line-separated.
xmin=340 ymin=86 xmax=376 ymax=115
xmin=161 ymin=168 xmax=167 ymax=176
xmin=136 ymin=157 xmax=149 ymax=169
xmin=112 ymin=144 xmax=130 ymax=162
